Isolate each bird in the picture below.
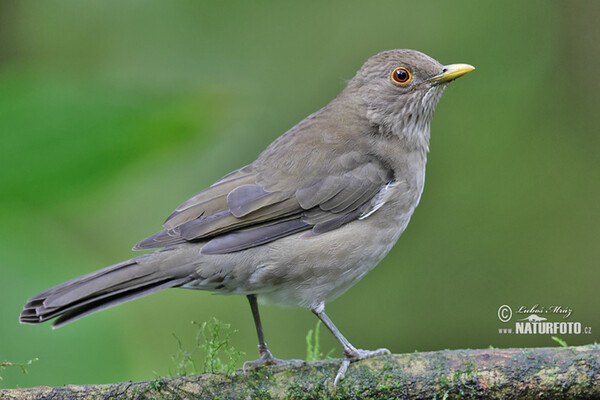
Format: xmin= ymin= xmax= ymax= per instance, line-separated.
xmin=20 ymin=49 xmax=474 ymax=386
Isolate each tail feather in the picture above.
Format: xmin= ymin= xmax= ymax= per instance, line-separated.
xmin=20 ymin=254 xmax=195 ymax=327
xmin=25 ymin=260 xmax=139 ymax=305
xmin=51 ymin=277 xmax=189 ymax=328
xmin=42 ymin=262 xmax=156 ymax=310
xmin=24 ymin=276 xmax=171 ymax=324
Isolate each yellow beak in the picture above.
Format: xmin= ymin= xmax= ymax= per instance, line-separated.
xmin=429 ymin=63 xmax=475 ymax=84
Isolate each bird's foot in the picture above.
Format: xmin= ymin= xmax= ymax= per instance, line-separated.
xmin=334 ymin=347 xmax=391 ymax=387
xmin=243 ymin=346 xmax=304 ymax=372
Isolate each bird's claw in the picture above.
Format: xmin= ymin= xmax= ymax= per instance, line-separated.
xmin=243 ymin=347 xmax=304 ymax=372
xmin=334 ymin=347 xmax=391 ymax=387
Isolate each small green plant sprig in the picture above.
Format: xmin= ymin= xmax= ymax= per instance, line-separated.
xmin=0 ymin=358 xmax=38 ymax=381
xmin=168 ymin=317 xmax=334 ymax=380
xmin=551 ymin=336 xmax=568 ymax=347
xmin=170 ymin=318 xmax=243 ymax=377
xmin=305 ymin=321 xmax=335 ymax=361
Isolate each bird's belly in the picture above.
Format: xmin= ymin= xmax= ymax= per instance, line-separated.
xmin=244 ymin=210 xmax=412 ymax=309
xmin=182 ymin=187 xmax=418 ymax=309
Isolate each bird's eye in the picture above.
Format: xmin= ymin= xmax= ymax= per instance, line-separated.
xmin=391 ymin=67 xmax=411 ymax=84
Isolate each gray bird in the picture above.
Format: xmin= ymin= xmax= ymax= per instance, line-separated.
xmin=20 ymin=49 xmax=474 ymax=385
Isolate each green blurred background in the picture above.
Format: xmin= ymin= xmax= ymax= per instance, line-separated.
xmin=1 ymin=0 xmax=598 ymax=388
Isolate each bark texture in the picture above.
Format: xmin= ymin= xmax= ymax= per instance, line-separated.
xmin=1 ymin=345 xmax=598 ymax=399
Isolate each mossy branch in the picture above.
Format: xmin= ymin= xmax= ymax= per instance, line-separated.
xmin=1 ymin=346 xmax=598 ymax=399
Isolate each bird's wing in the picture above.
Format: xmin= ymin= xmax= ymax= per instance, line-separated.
xmin=134 ymin=133 xmax=393 ymax=254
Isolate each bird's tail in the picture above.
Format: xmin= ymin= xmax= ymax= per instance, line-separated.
xmin=19 ymin=250 xmax=195 ymax=328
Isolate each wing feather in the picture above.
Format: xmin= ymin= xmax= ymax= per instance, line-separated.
xmin=164 ymin=168 xmax=255 ymax=229
xmin=227 ymin=185 xmax=289 ymax=218
xmin=134 ymin=134 xmax=393 ymax=253
xmin=200 ymin=220 xmax=310 ymax=255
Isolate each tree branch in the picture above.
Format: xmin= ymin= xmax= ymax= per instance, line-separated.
xmin=1 ymin=345 xmax=598 ymax=399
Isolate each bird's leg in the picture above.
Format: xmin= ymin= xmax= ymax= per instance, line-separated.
xmin=243 ymin=294 xmax=303 ymax=371
xmin=311 ymin=302 xmax=390 ymax=386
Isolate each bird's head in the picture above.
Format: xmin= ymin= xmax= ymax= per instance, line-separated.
xmin=349 ymin=49 xmax=474 ymax=151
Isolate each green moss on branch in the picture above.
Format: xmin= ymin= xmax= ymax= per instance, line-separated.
xmin=1 ymin=346 xmax=599 ymax=399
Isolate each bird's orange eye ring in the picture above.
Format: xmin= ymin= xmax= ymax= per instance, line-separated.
xmin=391 ymin=67 xmax=411 ymax=84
